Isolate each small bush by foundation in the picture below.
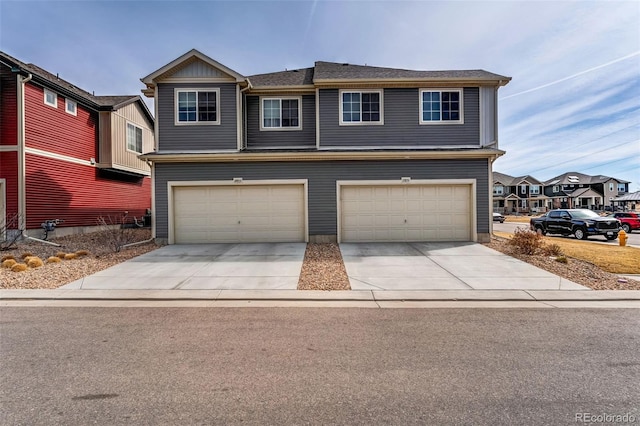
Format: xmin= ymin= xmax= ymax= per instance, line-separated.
xmin=27 ymin=257 xmax=44 ymax=268
xmin=11 ymin=263 xmax=28 ymax=272
xmin=507 ymin=228 xmax=544 ymax=255
xmin=2 ymin=259 xmax=17 ymax=269
xmin=64 ymin=253 xmax=78 ymax=260
xmin=46 ymin=256 xmax=62 ymax=264
xmin=56 ymin=252 xmax=67 ymax=259
xmin=1 ymin=255 xmax=16 ymax=262
xmin=21 ymin=252 xmax=34 ymax=259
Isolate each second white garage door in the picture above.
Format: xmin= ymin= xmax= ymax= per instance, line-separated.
xmin=172 ymin=184 xmax=306 ymax=243
xmin=340 ymin=184 xmax=472 ymax=242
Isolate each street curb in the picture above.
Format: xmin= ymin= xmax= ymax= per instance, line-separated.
xmin=2 ymin=289 xmax=640 ymax=302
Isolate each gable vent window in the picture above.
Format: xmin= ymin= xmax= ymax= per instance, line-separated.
xmin=65 ymin=99 xmax=77 ymax=116
xmin=339 ymin=90 xmax=383 ymax=125
xmin=44 ymin=89 xmax=57 ymax=107
xmin=420 ymin=89 xmax=463 ymax=124
xmin=175 ymin=89 xmax=220 ymax=125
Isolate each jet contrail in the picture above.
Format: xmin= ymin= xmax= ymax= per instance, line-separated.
xmin=500 ymin=51 xmax=640 ymax=100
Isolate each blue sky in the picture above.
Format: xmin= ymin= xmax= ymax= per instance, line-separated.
xmin=1 ymin=0 xmax=639 ymax=189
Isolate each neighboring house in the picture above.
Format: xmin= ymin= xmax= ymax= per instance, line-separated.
xmin=492 ymin=172 xmax=546 ymax=214
xmin=140 ymin=49 xmax=511 ymax=244
xmin=543 ymin=172 xmax=629 ymax=210
xmin=0 ymin=51 xmax=154 ymax=238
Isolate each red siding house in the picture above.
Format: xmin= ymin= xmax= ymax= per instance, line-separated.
xmin=0 ymin=51 xmax=154 ymax=239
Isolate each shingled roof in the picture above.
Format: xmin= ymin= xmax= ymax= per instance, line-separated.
xmin=247 ymin=60 xmax=510 ymax=88
xmin=0 ymin=51 xmax=147 ymax=113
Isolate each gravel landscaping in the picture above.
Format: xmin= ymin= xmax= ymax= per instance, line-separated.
xmin=2 ymin=230 xmax=637 ymax=291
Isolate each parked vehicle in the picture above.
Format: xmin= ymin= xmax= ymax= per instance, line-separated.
xmin=530 ymin=209 xmax=620 ymax=240
xmin=493 ymin=212 xmax=505 ymax=223
xmin=609 ymin=212 xmax=640 ymax=233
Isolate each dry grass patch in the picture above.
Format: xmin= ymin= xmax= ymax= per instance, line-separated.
xmin=505 ymin=215 xmax=539 ymax=223
xmin=494 ymin=231 xmax=640 ymax=274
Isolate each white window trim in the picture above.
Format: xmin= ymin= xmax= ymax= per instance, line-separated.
xmin=259 ymin=96 xmax=303 ymax=131
xmin=126 ymin=122 xmax=143 ymax=154
xmin=493 ymin=185 xmax=504 ymax=195
xmin=174 ymin=88 xmax=221 ymax=126
xmin=419 ymin=88 xmax=464 ymax=125
xmin=44 ymin=89 xmax=57 ymax=108
xmin=530 ymin=185 xmax=540 ymax=195
xmin=339 ymin=89 xmax=384 ymax=126
xmin=65 ymin=98 xmax=77 ymax=116
xmin=553 ymin=185 xmax=559 ymax=193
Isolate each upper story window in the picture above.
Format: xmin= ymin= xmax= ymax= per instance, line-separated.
xmin=493 ymin=185 xmax=504 ymax=195
xmin=65 ymin=99 xmax=77 ymax=116
xmin=261 ymin=97 xmax=301 ymax=130
xmin=175 ymin=88 xmax=220 ymax=125
xmin=420 ymin=89 xmax=463 ymax=124
xmin=126 ymin=123 xmax=143 ymax=154
xmin=617 ymin=183 xmax=626 ymax=193
xmin=530 ymin=185 xmax=541 ymax=195
xmin=44 ymin=89 xmax=57 ymax=108
xmin=339 ymin=90 xmax=383 ymax=125
xmin=520 ymin=185 xmax=527 ymax=194
xmin=553 ymin=185 xmax=559 ymax=193
xmin=609 ymin=183 xmax=614 ymax=191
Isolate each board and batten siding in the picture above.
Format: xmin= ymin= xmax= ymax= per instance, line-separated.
xmin=157 ymin=82 xmax=237 ymax=151
xmin=318 ymin=87 xmax=480 ymax=148
xmin=154 ymin=159 xmax=489 ymax=238
xmin=245 ymin=95 xmax=316 ymax=149
xmin=99 ymin=103 xmax=153 ymax=175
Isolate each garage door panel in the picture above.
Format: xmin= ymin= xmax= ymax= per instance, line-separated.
xmin=341 ymin=184 xmax=472 ymax=242
xmin=173 ymin=184 xmax=305 ymax=243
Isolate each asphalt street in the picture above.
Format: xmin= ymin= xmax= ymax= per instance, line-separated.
xmin=1 ymin=307 xmax=639 ymax=425
xmin=493 ymin=221 xmax=640 ymax=246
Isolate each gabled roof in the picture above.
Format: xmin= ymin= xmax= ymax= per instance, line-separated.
xmin=141 ymin=49 xmax=245 ymax=88
xmin=313 ymin=61 xmax=510 ymax=85
xmin=493 ymin=171 xmax=542 ymax=186
xmin=613 ymin=191 xmax=640 ymax=202
xmin=0 ymin=50 xmax=153 ymax=123
xmin=567 ymin=187 xmax=603 ymax=198
xmin=248 ymin=67 xmax=315 ymax=88
xmin=543 ymin=171 xmax=629 ymax=186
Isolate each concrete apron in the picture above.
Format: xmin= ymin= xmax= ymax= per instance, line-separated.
xmin=60 ymin=242 xmax=588 ymax=292
xmin=340 ymin=242 xmax=588 ymax=291
xmin=62 ymin=243 xmax=306 ymax=290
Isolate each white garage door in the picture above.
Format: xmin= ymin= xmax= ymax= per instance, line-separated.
xmin=340 ymin=184 xmax=472 ymax=242
xmin=173 ymin=184 xmax=306 ymax=243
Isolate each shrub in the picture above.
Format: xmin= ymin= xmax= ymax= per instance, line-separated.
xmin=555 ymin=256 xmax=568 ymax=264
xmin=56 ymin=252 xmax=67 ymax=259
xmin=27 ymin=257 xmax=44 ymax=268
xmin=2 ymin=259 xmax=17 ymax=269
xmin=508 ymin=228 xmax=544 ymax=255
xmin=75 ymin=250 xmax=90 ymax=257
xmin=543 ymin=243 xmax=564 ymax=257
xmin=95 ymin=215 xmax=138 ymax=253
xmin=11 ymin=263 xmax=28 ymax=272
xmin=64 ymin=253 xmax=78 ymax=260
xmin=1 ymin=255 xmax=16 ymax=262
xmin=46 ymin=256 xmax=62 ymax=264
xmin=21 ymin=252 xmax=34 ymax=259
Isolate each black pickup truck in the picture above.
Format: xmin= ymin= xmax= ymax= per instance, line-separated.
xmin=530 ymin=209 xmax=620 ymax=240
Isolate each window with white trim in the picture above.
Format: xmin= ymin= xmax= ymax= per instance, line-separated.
xmin=420 ymin=89 xmax=463 ymax=124
xmin=340 ymin=90 xmax=382 ymax=124
xmin=44 ymin=89 xmax=57 ymax=107
xmin=617 ymin=183 xmax=626 ymax=193
xmin=261 ymin=97 xmax=301 ymax=130
xmin=530 ymin=185 xmax=541 ymax=195
xmin=493 ymin=185 xmax=504 ymax=195
xmin=609 ymin=183 xmax=614 ymax=191
xmin=520 ymin=185 xmax=527 ymax=194
xmin=176 ymin=89 xmax=219 ymax=124
xmin=126 ymin=123 xmax=143 ymax=153
xmin=65 ymin=99 xmax=77 ymax=116
xmin=553 ymin=186 xmax=559 ymax=193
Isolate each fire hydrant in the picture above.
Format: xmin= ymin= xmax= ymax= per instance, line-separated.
xmin=618 ymin=229 xmax=628 ymax=247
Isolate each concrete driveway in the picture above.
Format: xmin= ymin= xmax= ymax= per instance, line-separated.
xmin=63 ymin=243 xmax=306 ymax=290
xmin=62 ymin=241 xmax=587 ymax=291
xmin=340 ymin=242 xmax=587 ymax=291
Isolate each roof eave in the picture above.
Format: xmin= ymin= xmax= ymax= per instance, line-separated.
xmin=313 ymin=77 xmax=511 ymax=87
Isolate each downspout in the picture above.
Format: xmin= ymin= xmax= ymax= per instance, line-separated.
xmin=17 ymin=72 xmax=32 ymax=233
xmin=16 ymin=74 xmax=61 ymax=246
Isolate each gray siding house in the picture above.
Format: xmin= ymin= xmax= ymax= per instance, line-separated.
xmin=140 ymin=49 xmax=510 ymax=244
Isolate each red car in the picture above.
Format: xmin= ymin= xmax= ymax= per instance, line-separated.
xmin=610 ymin=212 xmax=640 ymax=233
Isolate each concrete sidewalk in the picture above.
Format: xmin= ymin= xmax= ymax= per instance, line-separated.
xmin=2 ymin=289 xmax=640 ymax=308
